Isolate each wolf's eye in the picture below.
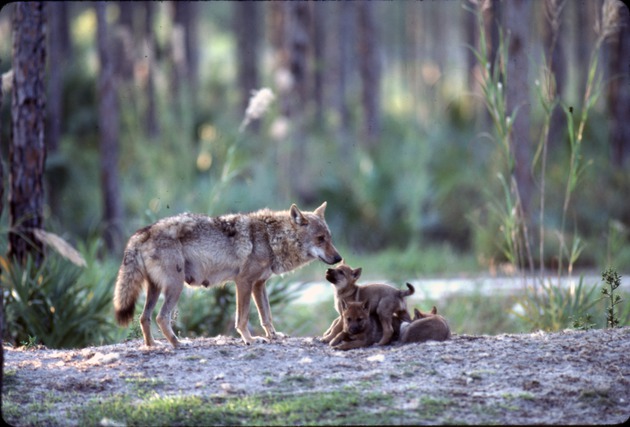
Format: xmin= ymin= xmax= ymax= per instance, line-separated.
xmin=317 ymin=235 xmax=326 ymax=243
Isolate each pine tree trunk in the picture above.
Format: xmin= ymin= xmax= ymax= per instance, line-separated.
xmin=9 ymin=2 xmax=47 ymax=265
xmin=96 ymin=2 xmax=123 ymax=253
xmin=505 ymin=0 xmax=533 ymax=217
xmin=357 ymin=0 xmax=381 ymax=153
xmin=144 ymin=1 xmax=159 ymax=139
xmin=607 ymin=6 xmax=630 ymax=169
xmin=234 ymin=1 xmax=261 ymax=129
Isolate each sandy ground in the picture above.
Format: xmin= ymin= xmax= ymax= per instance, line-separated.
xmin=3 ymin=327 xmax=630 ymax=425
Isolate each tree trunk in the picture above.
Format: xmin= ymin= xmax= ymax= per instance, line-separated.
xmin=47 ymin=2 xmax=66 ymax=154
xmin=172 ymin=1 xmax=199 ymax=97
xmin=0 ymin=38 xmax=5 ymax=421
xmin=96 ymin=2 xmax=123 ymax=253
xmin=144 ymin=1 xmax=159 ymax=139
xmin=505 ymin=0 xmax=533 ymax=217
xmin=543 ymin=0 xmax=567 ymax=148
xmin=333 ymin=0 xmax=354 ymax=154
xmin=117 ymin=1 xmax=135 ymax=82
xmin=357 ymin=0 xmax=381 ymax=153
xmin=234 ymin=1 xmax=261 ymax=130
xmin=310 ymin=1 xmax=325 ymax=127
xmin=607 ymin=4 xmax=630 ymax=169
xmin=9 ymin=2 xmax=47 ymax=265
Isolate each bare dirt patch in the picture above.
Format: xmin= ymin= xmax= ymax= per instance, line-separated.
xmin=3 ymin=327 xmax=630 ymax=425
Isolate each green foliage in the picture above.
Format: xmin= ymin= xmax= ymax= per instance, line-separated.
xmin=512 ymin=276 xmax=600 ymax=332
xmin=0 ymin=247 xmax=120 ymax=349
xmin=172 ymin=275 xmax=300 ymax=339
xmin=601 ymin=268 xmax=623 ymax=328
xmin=79 ymin=391 xmax=391 ymax=426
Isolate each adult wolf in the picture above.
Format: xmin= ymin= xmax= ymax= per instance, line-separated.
xmin=114 ymin=202 xmax=342 ymax=347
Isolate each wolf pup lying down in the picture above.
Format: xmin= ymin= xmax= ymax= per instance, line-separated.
xmin=400 ymin=306 xmax=451 ymax=343
xmin=113 ymin=202 xmax=342 ymax=347
xmin=321 ymin=263 xmax=414 ymax=346
xmin=329 ymin=300 xmax=402 ymax=350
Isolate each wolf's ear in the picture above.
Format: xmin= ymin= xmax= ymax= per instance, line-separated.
xmin=431 ymin=306 xmax=437 ymax=315
xmin=290 ymin=204 xmax=308 ymax=226
xmin=314 ymin=201 xmax=327 ymax=218
xmin=352 ymin=267 xmax=362 ymax=280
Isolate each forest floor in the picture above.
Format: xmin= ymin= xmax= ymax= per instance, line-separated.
xmin=3 ymin=327 xmax=630 ymax=426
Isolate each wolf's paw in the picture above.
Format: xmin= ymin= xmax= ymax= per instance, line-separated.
xmin=251 ymin=336 xmax=270 ymax=344
xmin=271 ymin=331 xmax=288 ymax=340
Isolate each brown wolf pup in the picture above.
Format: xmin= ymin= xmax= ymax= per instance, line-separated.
xmin=321 ymin=263 xmax=413 ymax=346
xmin=329 ymin=300 xmax=393 ymax=350
xmin=113 ymin=202 xmax=342 ymax=348
xmin=400 ymin=306 xmax=451 ymax=343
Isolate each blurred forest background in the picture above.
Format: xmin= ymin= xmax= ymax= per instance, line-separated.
xmin=0 ymin=1 xmax=629 ymax=347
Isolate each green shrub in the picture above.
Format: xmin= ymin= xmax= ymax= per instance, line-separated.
xmin=511 ymin=276 xmax=600 ymax=332
xmin=1 ymin=249 xmax=119 ymax=349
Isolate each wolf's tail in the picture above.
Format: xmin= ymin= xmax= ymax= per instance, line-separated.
xmin=401 ymin=283 xmax=415 ymax=298
xmin=113 ymin=239 xmax=146 ymax=326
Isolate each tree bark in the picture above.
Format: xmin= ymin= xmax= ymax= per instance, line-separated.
xmin=9 ymin=2 xmax=47 ymax=265
xmin=543 ymin=0 xmax=567 ymax=149
xmin=505 ymin=0 xmax=533 ymax=217
xmin=47 ymin=2 xmax=66 ymax=154
xmin=172 ymin=1 xmax=199 ymax=97
xmin=144 ymin=1 xmax=159 ymax=139
xmin=234 ymin=1 xmax=261 ymax=129
xmin=357 ymin=0 xmax=381 ymax=153
xmin=334 ymin=1 xmax=354 ymax=155
xmin=96 ymin=2 xmax=123 ymax=253
xmin=607 ymin=4 xmax=630 ymax=169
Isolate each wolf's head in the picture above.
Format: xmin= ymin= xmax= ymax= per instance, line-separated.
xmin=324 ymin=263 xmax=361 ymax=289
xmin=290 ymin=202 xmax=342 ymax=265
xmin=341 ymin=299 xmax=370 ymax=336
xmin=412 ymin=306 xmax=438 ymax=320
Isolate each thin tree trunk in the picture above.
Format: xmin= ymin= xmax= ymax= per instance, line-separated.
xmin=9 ymin=2 xmax=47 ymax=265
xmin=144 ymin=1 xmax=159 ymax=139
xmin=505 ymin=0 xmax=533 ymax=218
xmin=543 ymin=0 xmax=567 ymax=148
xmin=47 ymin=2 xmax=64 ymax=154
xmin=357 ymin=0 xmax=381 ymax=153
xmin=310 ymin=1 xmax=325 ymax=127
xmin=607 ymin=4 xmax=630 ymax=169
xmin=334 ymin=0 xmax=354 ymax=156
xmin=234 ymin=1 xmax=260 ymax=130
xmin=0 ymin=40 xmax=5 ymax=421
xmin=96 ymin=2 xmax=123 ymax=253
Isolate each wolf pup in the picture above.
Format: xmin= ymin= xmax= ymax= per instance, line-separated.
xmin=329 ymin=300 xmax=387 ymax=350
xmin=114 ymin=202 xmax=342 ymax=348
xmin=321 ymin=263 xmax=413 ymax=346
xmin=400 ymin=306 xmax=451 ymax=343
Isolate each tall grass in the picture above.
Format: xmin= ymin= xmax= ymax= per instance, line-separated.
xmin=466 ymin=0 xmax=624 ymax=331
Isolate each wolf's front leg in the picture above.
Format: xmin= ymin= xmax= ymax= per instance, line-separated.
xmin=252 ymin=280 xmax=286 ymax=340
xmin=234 ymin=280 xmax=258 ymax=345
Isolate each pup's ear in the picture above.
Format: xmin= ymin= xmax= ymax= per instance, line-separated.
xmin=290 ymin=204 xmax=308 ymax=226
xmin=352 ymin=267 xmax=362 ymax=280
xmin=362 ymin=300 xmax=369 ymax=311
xmin=341 ymin=299 xmax=348 ymax=311
xmin=413 ymin=308 xmax=421 ymax=320
xmin=431 ymin=306 xmax=438 ymax=315
xmin=314 ymin=201 xmax=327 ymax=218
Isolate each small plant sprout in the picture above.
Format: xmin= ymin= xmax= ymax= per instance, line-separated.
xmin=601 ymin=268 xmax=623 ymax=328
xmin=239 ymin=87 xmax=276 ymax=132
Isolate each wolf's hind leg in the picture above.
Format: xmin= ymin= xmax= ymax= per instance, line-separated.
xmin=156 ymin=280 xmax=183 ymax=348
xmin=140 ymin=279 xmax=161 ymax=346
